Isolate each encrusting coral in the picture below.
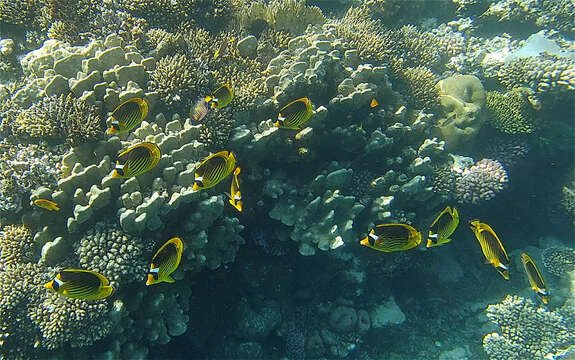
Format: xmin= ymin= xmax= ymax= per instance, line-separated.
xmin=483 ymin=295 xmax=575 ymax=360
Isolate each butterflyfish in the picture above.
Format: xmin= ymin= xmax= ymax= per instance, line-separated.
xmin=469 ymin=220 xmax=510 ymax=279
xmin=521 ymin=252 xmax=549 ymax=304
xmin=146 ymin=237 xmax=184 ymax=286
xmin=427 ymin=206 xmax=459 ymax=248
xmin=370 ymin=98 xmax=379 ymax=108
xmin=112 ymin=142 xmax=161 ymax=178
xmin=275 ymin=97 xmax=313 ymax=130
xmin=206 ymin=84 xmax=234 ymax=109
xmin=226 ymin=167 xmax=242 ymax=212
xmin=33 ymin=199 xmax=60 ymax=211
xmin=360 ymin=223 xmax=422 ymax=252
xmin=193 ymin=150 xmax=236 ymax=191
xmin=45 ymin=269 xmax=114 ymax=300
xmin=107 ymin=97 xmax=149 ymax=134
xmin=191 ymin=97 xmax=210 ymax=122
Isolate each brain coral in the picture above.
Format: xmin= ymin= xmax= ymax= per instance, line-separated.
xmin=483 ymin=295 xmax=575 ymax=360
xmin=455 ymin=159 xmax=508 ymax=204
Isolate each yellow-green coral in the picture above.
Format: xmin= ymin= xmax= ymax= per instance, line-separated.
xmin=334 ymin=6 xmax=387 ymax=64
xmin=6 ymin=94 xmax=104 ymax=146
xmin=399 ymin=65 xmax=440 ymax=111
xmin=0 ymin=225 xmax=35 ymax=268
xmin=486 ymin=89 xmax=535 ymax=135
xmin=149 ymin=53 xmax=209 ymax=105
xmin=237 ymin=0 xmax=325 ymax=35
xmin=543 ymin=247 xmax=575 ymax=277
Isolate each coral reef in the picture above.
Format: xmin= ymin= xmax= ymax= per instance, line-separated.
xmin=4 ymin=94 xmax=104 ymax=145
xmin=542 ymin=247 xmax=575 ymax=277
xmin=434 ymin=74 xmax=486 ymax=152
xmin=149 ymin=53 xmax=207 ymax=105
xmin=75 ymin=222 xmax=148 ymax=287
xmin=454 ymin=159 xmax=508 ymax=204
xmin=483 ymin=295 xmax=575 ymax=360
xmin=237 ymin=0 xmax=326 ymax=35
xmin=485 ymin=88 xmax=536 ymax=134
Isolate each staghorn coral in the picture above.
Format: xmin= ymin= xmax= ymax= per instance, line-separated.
xmin=0 ymin=0 xmax=39 ymax=26
xmin=149 ymin=53 xmax=208 ymax=105
xmin=7 ymin=94 xmax=104 ymax=146
xmin=455 ymin=159 xmax=508 ymax=204
xmin=485 ymin=89 xmax=536 ymax=134
xmin=483 ymin=295 xmax=575 ymax=360
xmin=238 ymin=0 xmax=325 ymax=35
xmin=542 ymin=247 xmax=575 ymax=277
xmin=75 ymin=222 xmax=148 ymax=288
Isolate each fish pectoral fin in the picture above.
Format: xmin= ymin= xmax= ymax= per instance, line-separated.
xmin=164 ymin=275 xmax=176 ymax=283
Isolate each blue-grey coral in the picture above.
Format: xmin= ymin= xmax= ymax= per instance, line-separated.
xmin=455 ymin=159 xmax=508 ymax=204
xmin=483 ymin=295 xmax=575 ymax=360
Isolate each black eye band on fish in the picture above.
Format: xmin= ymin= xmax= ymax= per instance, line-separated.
xmin=52 ymin=277 xmax=63 ymax=291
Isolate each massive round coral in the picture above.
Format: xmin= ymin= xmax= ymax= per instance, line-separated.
xmin=455 ymin=159 xmax=508 ymax=204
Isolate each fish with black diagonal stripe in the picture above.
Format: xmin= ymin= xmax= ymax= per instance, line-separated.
xmin=45 ymin=269 xmax=114 ymax=300
xmin=111 ymin=142 xmax=161 ymax=178
xmin=146 ymin=237 xmax=184 ymax=286
xmin=193 ymin=151 xmax=236 ymax=191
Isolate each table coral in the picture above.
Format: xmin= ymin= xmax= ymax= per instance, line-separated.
xmin=483 ymin=295 xmax=575 ymax=360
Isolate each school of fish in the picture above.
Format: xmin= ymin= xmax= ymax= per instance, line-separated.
xmin=32 ymin=77 xmax=546 ymax=306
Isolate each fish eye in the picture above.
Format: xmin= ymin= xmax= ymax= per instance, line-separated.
xmin=116 ymin=168 xmax=124 ymax=176
xmin=149 ymin=271 xmax=159 ymax=280
xmin=52 ymin=280 xmax=59 ymax=291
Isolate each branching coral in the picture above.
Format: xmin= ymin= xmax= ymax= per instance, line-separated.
xmin=0 ymin=225 xmax=36 ymax=267
xmin=199 ymin=108 xmax=236 ymax=151
xmin=0 ymin=142 xmax=64 ymax=213
xmin=399 ymin=66 xmax=440 ymax=111
xmin=485 ymin=89 xmax=536 ymax=134
xmin=497 ymin=54 xmax=575 ymax=98
xmin=543 ymin=247 xmax=575 ymax=277
xmin=75 ymin=222 xmax=148 ymax=287
xmin=483 ymin=295 xmax=575 ymax=360
xmin=149 ymin=53 xmax=208 ymax=105
xmin=334 ymin=6 xmax=387 ymax=64
xmin=6 ymin=94 xmax=104 ymax=146
xmin=454 ymin=159 xmax=508 ymax=204
xmin=29 ymin=294 xmax=112 ymax=350
xmin=237 ymin=0 xmax=325 ymax=35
